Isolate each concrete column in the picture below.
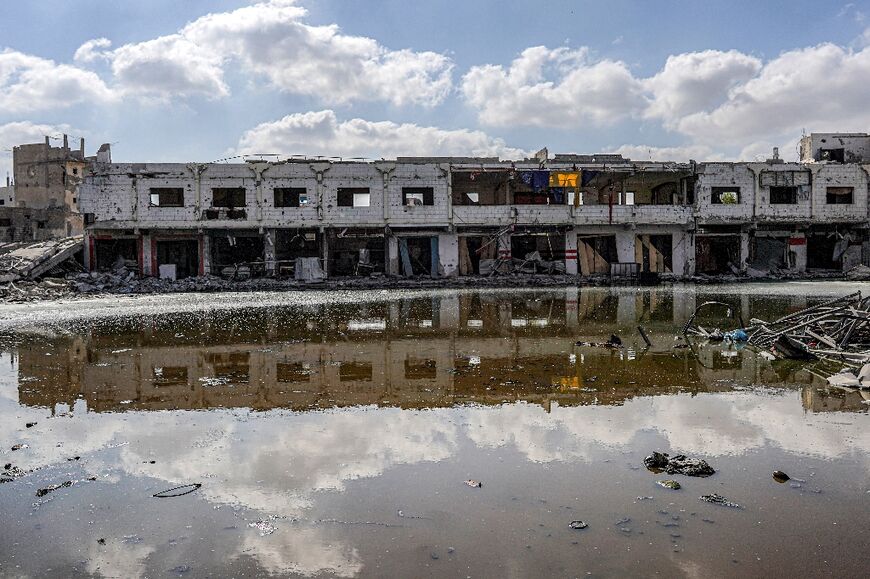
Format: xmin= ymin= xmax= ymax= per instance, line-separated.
xmin=789 ymin=235 xmax=807 ymax=272
xmin=564 ymin=228 xmax=578 ymax=275
xmin=740 ymin=232 xmax=750 ymax=271
xmin=615 ymin=230 xmax=636 ymax=264
xmin=387 ymin=235 xmax=399 ymax=276
xmin=264 ymin=229 xmax=276 ymax=275
xmin=201 ymin=233 xmax=211 ymax=276
xmin=497 ymin=230 xmax=512 ymax=267
xmin=671 ymin=230 xmax=695 ymax=277
xmin=83 ymin=231 xmax=92 ymax=271
xmin=141 ymin=233 xmax=153 ymax=276
xmin=320 ymin=227 xmax=329 ymax=278
xmin=438 ymin=233 xmax=458 ymax=277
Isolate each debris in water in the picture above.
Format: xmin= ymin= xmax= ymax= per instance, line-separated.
xmin=568 ymin=520 xmax=588 ymax=530
xmin=700 ymin=494 xmax=740 ymax=508
xmin=773 ymin=470 xmax=790 ymax=483
xmin=25 ymin=422 xmax=37 ymax=428
xmin=152 ymin=483 xmax=202 ymax=498
xmin=249 ymin=520 xmax=276 ymax=536
xmin=36 ymin=480 xmax=73 ymax=497
xmin=97 ymin=538 xmax=106 ymax=545
xmin=644 ymin=452 xmax=715 ymax=477
xmin=11 ymin=444 xmax=27 ymax=451
xmin=464 ymin=479 xmax=482 ymax=488
xmin=657 ymin=479 xmax=682 ymax=490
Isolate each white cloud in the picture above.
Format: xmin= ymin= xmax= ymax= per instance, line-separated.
xmin=0 ymin=49 xmax=115 ymax=113
xmin=83 ymin=0 xmax=452 ymax=106
xmin=234 ymin=110 xmax=527 ymax=160
xmin=607 ymin=143 xmax=725 ymax=163
xmin=643 ymin=50 xmax=762 ymax=125
xmin=73 ymin=37 xmax=112 ymax=63
xmin=675 ymin=43 xmax=870 ymax=145
xmin=461 ymin=46 xmax=646 ymax=127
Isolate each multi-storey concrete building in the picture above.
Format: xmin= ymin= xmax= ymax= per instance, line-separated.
xmin=78 ymin=133 xmax=870 ymax=279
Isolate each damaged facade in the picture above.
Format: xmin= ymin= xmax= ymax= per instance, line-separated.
xmin=76 ymin=133 xmax=870 ymax=280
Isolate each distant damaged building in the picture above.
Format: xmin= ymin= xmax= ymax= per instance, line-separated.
xmin=76 ymin=133 xmax=870 ymax=280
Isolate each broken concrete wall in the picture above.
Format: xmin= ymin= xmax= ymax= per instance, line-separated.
xmin=751 ymin=163 xmax=813 ymax=222
xmin=810 ymin=164 xmax=868 ymax=222
xmin=695 ymin=163 xmax=755 ymax=222
xmin=0 ymin=207 xmax=68 ymax=242
xmin=800 ymin=133 xmax=870 ymax=163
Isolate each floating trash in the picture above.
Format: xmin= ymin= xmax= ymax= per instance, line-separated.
xmin=657 ymin=479 xmax=682 ymax=490
xmin=153 ymin=483 xmax=202 ymax=498
xmin=464 ymin=479 xmax=482 ymax=488
xmin=568 ymin=520 xmax=588 ymax=530
xmin=773 ymin=470 xmax=790 ymax=483
xmin=249 ymin=520 xmax=276 ymax=536
xmin=699 ymin=493 xmax=740 ymax=508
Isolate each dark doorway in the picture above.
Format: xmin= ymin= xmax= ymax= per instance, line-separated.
xmin=695 ymin=236 xmax=740 ymax=274
xmin=210 ymin=234 xmax=265 ymax=276
xmin=399 ymin=237 xmax=436 ymax=276
xmin=807 ymin=235 xmax=839 ymax=269
xmin=155 ymin=239 xmax=199 ymax=279
xmin=95 ymin=238 xmax=137 ymax=271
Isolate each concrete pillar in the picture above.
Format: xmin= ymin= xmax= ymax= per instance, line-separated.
xmin=671 ymin=230 xmax=695 ymax=277
xmin=564 ymin=229 xmax=578 ymax=275
xmin=615 ymin=230 xmax=636 ymax=264
xmin=264 ymin=229 xmax=276 ymax=275
xmin=201 ymin=233 xmax=211 ymax=276
xmin=320 ymin=228 xmax=329 ymax=278
xmin=387 ymin=235 xmax=399 ymax=276
xmin=142 ymin=233 xmax=153 ymax=276
xmin=438 ymin=233 xmax=459 ymax=277
xmin=497 ymin=230 xmax=512 ymax=264
xmin=83 ymin=232 xmax=92 ymax=271
xmin=789 ymin=235 xmax=807 ymax=272
xmin=740 ymin=232 xmax=750 ymax=271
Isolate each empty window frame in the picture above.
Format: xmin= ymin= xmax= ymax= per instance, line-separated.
xmin=337 ymin=187 xmax=371 ymax=207
xmin=711 ymin=187 xmax=740 ymax=204
xmin=769 ymin=186 xmax=798 ymax=204
xmin=624 ymin=191 xmax=635 ymax=206
xmin=819 ymin=148 xmax=845 ymax=163
xmin=211 ymin=187 xmax=246 ymax=208
xmin=402 ymin=187 xmax=434 ymax=206
xmin=826 ymin=186 xmax=854 ymax=204
xmin=274 ymin=187 xmax=308 ymax=208
xmin=149 ymin=187 xmax=184 ymax=207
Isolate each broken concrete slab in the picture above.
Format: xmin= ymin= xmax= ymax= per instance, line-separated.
xmin=0 ymin=236 xmax=83 ymax=282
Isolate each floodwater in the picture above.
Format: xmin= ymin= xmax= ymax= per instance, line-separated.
xmin=0 ymin=283 xmax=868 ymax=578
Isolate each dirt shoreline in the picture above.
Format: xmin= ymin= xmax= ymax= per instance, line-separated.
xmin=0 ymin=270 xmax=860 ymax=304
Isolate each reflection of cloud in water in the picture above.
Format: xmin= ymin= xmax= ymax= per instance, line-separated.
xmin=461 ymin=393 xmax=870 ymax=466
xmin=85 ymin=539 xmax=155 ymax=579
xmin=235 ymin=527 xmax=362 ymax=578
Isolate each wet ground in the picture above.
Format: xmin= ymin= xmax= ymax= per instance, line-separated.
xmin=0 ymin=282 xmax=868 ymax=578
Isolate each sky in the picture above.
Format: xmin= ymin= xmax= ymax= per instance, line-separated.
xmin=1 ymin=0 xmax=870 ymax=176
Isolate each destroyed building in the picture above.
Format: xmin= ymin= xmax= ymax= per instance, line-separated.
xmin=76 ymin=133 xmax=870 ymax=281
xmin=1 ymin=135 xmax=110 ymax=242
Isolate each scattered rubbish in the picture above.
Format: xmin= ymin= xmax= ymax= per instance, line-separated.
xmin=773 ymin=471 xmax=790 ymax=483
xmin=637 ymin=326 xmax=652 ymax=347
xmin=826 ymin=365 xmax=870 ymax=389
xmin=746 ymin=292 xmax=870 ymax=363
xmin=430 ymin=552 xmax=439 ymax=560
xmin=644 ymin=452 xmax=715 ymax=477
xmin=249 ymin=520 xmax=276 ymax=536
xmin=169 ymin=564 xmax=191 ymax=575
xmin=11 ymin=444 xmax=27 ymax=451
xmin=636 ymin=496 xmax=654 ymax=501
xmin=396 ymin=509 xmax=429 ymax=520
xmin=97 ymin=538 xmax=106 ymax=545
xmin=657 ymin=479 xmax=682 ymax=490
xmin=568 ymin=520 xmax=588 ymax=530
xmin=25 ymin=422 xmax=37 ymax=428
xmin=575 ymin=334 xmax=622 ymax=348
xmin=36 ymin=480 xmax=73 ymax=497
xmin=464 ymin=479 xmax=483 ymax=488
xmin=723 ymin=329 xmax=748 ymax=342
xmin=699 ymin=494 xmax=740 ymax=508
xmin=152 ymin=483 xmax=202 ymax=498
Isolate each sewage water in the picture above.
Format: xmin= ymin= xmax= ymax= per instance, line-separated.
xmin=0 ymin=283 xmax=868 ymax=578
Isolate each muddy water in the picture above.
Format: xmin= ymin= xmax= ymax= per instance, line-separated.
xmin=0 ymin=283 xmax=868 ymax=578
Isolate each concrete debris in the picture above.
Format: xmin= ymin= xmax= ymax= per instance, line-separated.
xmin=699 ymin=494 xmax=740 ymax=508
xmin=294 ymin=257 xmax=326 ymax=282
xmin=643 ymin=452 xmax=715 ymax=477
xmin=845 ymin=264 xmax=870 ymax=280
xmin=826 ymin=364 xmax=870 ymax=389
xmin=0 ymin=236 xmax=83 ymax=283
xmin=568 ymin=520 xmax=588 ymax=530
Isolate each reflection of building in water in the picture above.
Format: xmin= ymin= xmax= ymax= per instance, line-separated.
xmin=802 ymin=384 xmax=870 ymax=413
xmin=15 ymin=289 xmax=818 ymax=413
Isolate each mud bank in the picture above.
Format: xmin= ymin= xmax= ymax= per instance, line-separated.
xmin=0 ymin=269 xmax=862 ymax=304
